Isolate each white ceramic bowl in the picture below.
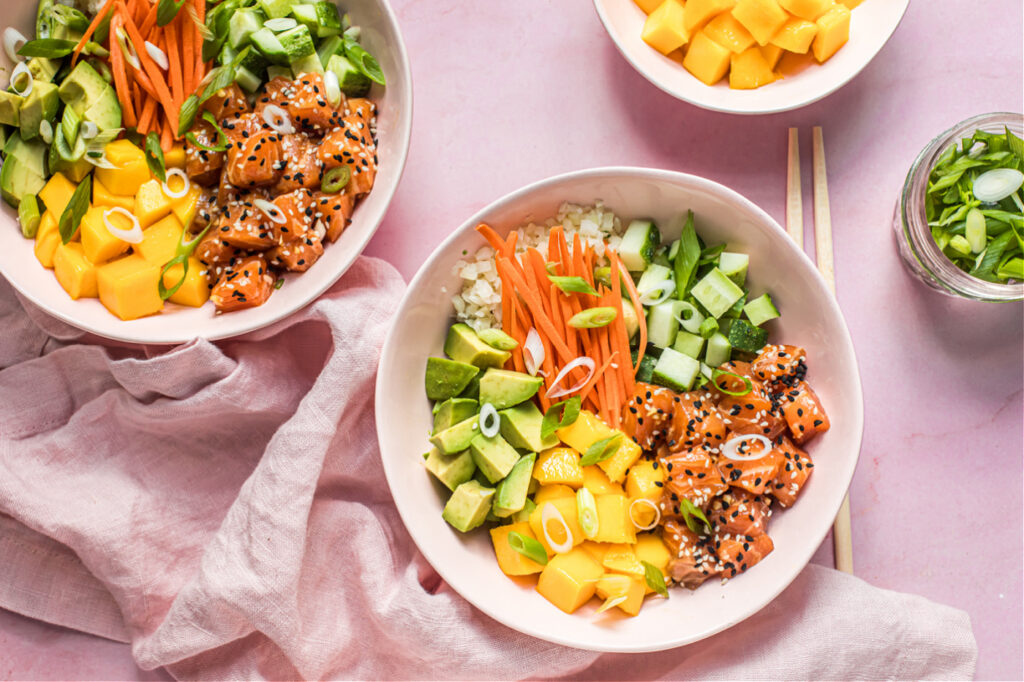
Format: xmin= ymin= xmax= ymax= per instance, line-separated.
xmin=0 ymin=0 xmax=412 ymax=344
xmin=593 ymin=0 xmax=908 ymax=114
xmin=377 ymin=167 xmax=863 ymax=652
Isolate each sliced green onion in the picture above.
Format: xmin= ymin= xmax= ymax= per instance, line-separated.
xmin=343 ymin=38 xmax=385 ymax=85
xmin=477 ymin=328 xmax=518 ymax=351
xmin=274 ymin=277 xmax=285 ymax=290
xmin=698 ymin=317 xmax=719 ymax=339
xmin=965 ymin=208 xmax=987 ymax=253
xmin=157 ymin=0 xmax=187 ymax=27
xmin=973 ymin=168 xmax=1024 ymax=203
xmin=58 ymin=177 xmax=91 ymax=245
xmin=548 ymin=275 xmax=597 ymax=296
xmin=159 ymin=223 xmax=214 ymax=300
xmin=711 ymin=369 xmax=752 ymax=397
xmin=568 ymin=306 xmax=617 ymax=329
xmin=595 ymin=593 xmax=628 ymax=615
xmin=144 ymin=132 xmax=167 ymax=183
xmin=540 ymin=397 xmax=581 ymax=440
xmin=579 ymin=433 xmax=622 ymax=467
xmin=507 ymin=531 xmax=548 ymax=566
xmin=321 ymin=165 xmax=351 ymax=193
xmin=576 ymin=488 xmax=599 ymax=539
xmin=641 ymin=561 xmax=669 ymax=598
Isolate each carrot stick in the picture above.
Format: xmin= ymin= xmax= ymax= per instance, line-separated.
xmin=137 ymin=95 xmax=157 ymax=134
xmin=608 ymin=258 xmax=634 ymax=400
xmin=117 ymin=0 xmax=179 ymax=133
xmin=160 ymin=119 xmax=173 ymax=151
xmin=610 ymin=250 xmax=646 ymax=373
xmin=73 ymin=0 xmax=116 ymax=64
xmin=475 ymin=223 xmax=506 ymax=253
xmin=497 ymin=259 xmax=574 ymax=365
xmin=108 ymin=16 xmax=137 ymax=128
xmin=182 ymin=13 xmax=195 ymax=97
xmin=139 ymin=1 xmax=160 ymax=36
xmin=166 ymin=19 xmax=184 ymax=112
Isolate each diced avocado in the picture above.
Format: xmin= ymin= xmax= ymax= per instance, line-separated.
xmin=705 ymin=333 xmax=731 ymax=368
xmin=277 ymin=25 xmax=316 ymax=63
xmin=458 ymin=372 xmax=481 ymax=400
xmin=726 ymin=319 xmax=768 ymax=355
xmin=621 ymin=301 xmax=639 ymax=340
xmin=673 ymin=330 xmax=705 ymax=359
xmin=1 ymin=133 xmax=47 ymax=208
xmin=477 ymin=328 xmax=518 ymax=351
xmin=493 ymin=453 xmax=537 ymax=518
xmin=18 ymin=193 xmax=41 ymax=238
xmin=646 ymin=300 xmax=679 ymax=349
xmin=19 ymin=81 xmax=59 ymax=141
xmin=228 ymin=8 xmax=267 ymax=49
xmin=326 ymin=54 xmax=370 ymax=97
xmin=0 ymin=92 xmax=23 ymax=127
xmin=291 ymin=53 xmax=325 ymax=77
xmin=425 ymin=357 xmax=480 ymax=401
xmin=260 ymin=0 xmax=294 ymax=18
xmin=651 ymin=347 xmax=700 ymax=392
xmin=619 ymin=219 xmax=660 ymax=272
xmin=444 ymin=323 xmax=511 ymax=369
xmin=27 ymin=57 xmax=60 ymax=83
xmin=442 ymin=480 xmax=495 ymax=533
xmin=432 ymin=398 xmax=479 ymax=435
xmin=83 ymin=86 xmax=122 ymax=131
xmin=469 ymin=432 xmax=521 ymax=484
xmin=5 ymin=131 xmax=47 ymax=175
xmin=424 ymin=447 xmax=476 ymax=492
xmin=510 ymin=498 xmax=537 ymax=524
xmin=636 ymin=350 xmax=658 ymax=383
xmin=744 ymin=293 xmax=780 ymax=326
xmin=429 ymin=416 xmax=480 ymax=455
xmin=691 ymin=267 xmax=745 ymax=318
xmin=499 ymin=401 xmax=558 ymax=452
xmin=58 ymin=61 xmax=110 ymax=116
xmin=479 ymin=368 xmax=543 ymax=410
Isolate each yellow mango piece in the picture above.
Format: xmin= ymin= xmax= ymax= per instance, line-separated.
xmin=557 ymin=411 xmax=616 ymax=453
xmin=598 ymin=438 xmax=642 ymax=484
xmin=536 ymin=547 xmax=603 ymax=614
xmin=490 ymin=522 xmax=546 ymax=576
xmin=53 ymin=242 xmax=98 ymax=299
xmin=770 ymin=16 xmax=818 ymax=53
xmin=812 ymin=3 xmax=849 ymax=62
xmin=683 ymin=0 xmax=735 ymax=32
xmin=533 ymin=447 xmax=585 ymax=487
xmin=730 ymin=46 xmax=778 ymax=89
xmin=93 ymin=177 xmax=135 ymax=212
xmin=81 ymin=206 xmax=131 ymax=264
xmin=595 ymin=573 xmax=646 ymax=616
xmin=164 ymin=143 xmax=186 ymax=169
xmin=837 ymin=0 xmax=861 ymax=7
xmin=37 ymin=172 xmax=77 ymax=218
xmin=529 ymin=496 xmax=585 ymax=554
xmin=683 ymin=30 xmax=733 ymax=84
xmin=642 ymin=0 xmax=690 ymax=55
xmin=602 ymin=543 xmax=646 ymax=577
xmin=95 ymin=140 xmax=151 ymax=196
xmin=634 ymin=533 xmax=671 ymax=575
xmin=731 ymin=0 xmax=788 ymax=45
xmin=778 ymin=0 xmax=832 ymax=20
xmin=580 ymin=540 xmax=611 ymax=564
xmin=97 ymin=255 xmax=164 ymax=321
xmin=134 ymin=214 xmax=183 ymax=266
xmin=534 ymin=484 xmax=577 ymax=506
xmin=702 ymin=11 xmax=756 ymax=52
xmin=760 ymin=42 xmax=784 ymax=68
xmin=162 ymin=257 xmax=210 ymax=308
xmin=33 ymin=211 xmax=61 ymax=269
xmin=625 ymin=459 xmax=666 ymax=500
xmin=170 ymin=186 xmax=203 ymax=228
xmin=582 ymin=465 xmax=623 ymax=496
xmin=592 ymin=494 xmax=636 ymax=544
xmin=634 ymin=0 xmax=663 ymax=13
xmin=134 ymin=179 xmax=174 ymax=229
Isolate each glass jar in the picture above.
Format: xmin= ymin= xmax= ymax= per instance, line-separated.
xmin=893 ymin=112 xmax=1024 ymax=302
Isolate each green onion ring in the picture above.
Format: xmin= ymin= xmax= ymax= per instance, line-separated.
xmin=321 ymin=165 xmax=351 ymax=193
xmin=711 ymin=369 xmax=753 ymax=397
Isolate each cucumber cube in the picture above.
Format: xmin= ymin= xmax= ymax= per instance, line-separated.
xmin=619 ymin=220 xmax=660 ymax=272
xmin=646 ymin=301 xmax=679 ymax=349
xmin=327 ymin=54 xmax=370 ymax=96
xmin=691 ymin=267 xmax=744 ymax=318
xmin=277 ymin=25 xmax=316 ymax=62
xmin=260 ymin=0 xmax=293 ymax=19
xmin=672 ymin=330 xmax=705 ymax=359
xmin=228 ymin=9 xmax=266 ymax=49
xmin=705 ymin=333 xmax=731 ymax=368
xmin=635 ymin=263 xmax=673 ymax=298
xmin=250 ymin=27 xmax=288 ymax=65
xmin=313 ymin=1 xmax=343 ymax=36
xmin=636 ymin=352 xmax=658 ymax=383
xmin=744 ymin=293 xmax=779 ymax=326
xmin=726 ymin=319 xmax=768 ymax=354
xmin=317 ymin=35 xmax=344 ymax=67
xmin=291 ymin=53 xmax=324 ymax=77
xmin=718 ymin=252 xmax=749 ymax=286
xmin=290 ymin=4 xmax=319 ymax=29
xmin=651 ymin=347 xmax=700 ymax=392
xmin=235 ymin=65 xmax=262 ymax=92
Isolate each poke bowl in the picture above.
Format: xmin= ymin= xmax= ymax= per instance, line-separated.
xmin=0 ymin=0 xmax=412 ymax=344
xmin=376 ymin=167 xmax=863 ymax=651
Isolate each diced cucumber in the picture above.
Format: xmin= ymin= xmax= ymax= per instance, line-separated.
xmin=326 ymin=54 xmax=370 ymax=96
xmin=267 ymin=65 xmax=293 ymax=81
xmin=260 ymin=0 xmax=293 ymax=19
xmin=646 ymin=301 xmax=679 ymax=349
xmin=722 ymin=292 xmax=746 ymax=319
xmin=705 ymin=333 xmax=731 ymax=368
xmin=691 ymin=267 xmax=744 ymax=318
xmin=744 ymin=293 xmax=779 ymax=326
xmin=250 ymin=27 xmax=288 ymax=64
xmin=651 ymin=347 xmax=700 ymax=393
xmin=698 ymin=317 xmax=719 ymax=339
xmin=237 ymin=45 xmax=270 ymax=75
xmin=619 ymin=219 xmax=660 ymax=272
xmin=228 ymin=8 xmax=267 ymax=49
xmin=635 ymin=263 xmax=673 ymax=298
xmin=277 ymin=25 xmax=316 ymax=62
xmin=312 ymin=1 xmax=343 ymax=37
xmin=672 ymin=330 xmax=704 ymax=359
xmin=726 ymin=319 xmax=768 ymax=354
xmin=291 ymin=53 xmax=324 ymax=77
xmin=674 ymin=300 xmax=704 ymax=334
xmin=317 ymin=34 xmax=344 ymax=67
xmin=18 ymin=193 xmax=41 ymax=238
xmin=718 ymin=252 xmax=749 ymax=286
xmin=636 ymin=351 xmax=658 ymax=383
xmin=235 ymin=65 xmax=262 ymax=92
xmin=218 ymin=42 xmax=239 ymax=67
xmin=290 ymin=3 xmax=318 ymax=29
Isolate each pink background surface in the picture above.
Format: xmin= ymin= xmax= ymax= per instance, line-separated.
xmin=2 ymin=0 xmax=1022 ymax=680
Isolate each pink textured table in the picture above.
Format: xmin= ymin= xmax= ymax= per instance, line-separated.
xmin=2 ymin=0 xmax=1022 ymax=680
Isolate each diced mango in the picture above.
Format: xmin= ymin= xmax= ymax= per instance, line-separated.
xmin=731 ymin=0 xmax=788 ymax=45
xmin=812 ymin=3 xmax=850 ymax=62
xmin=602 ymin=543 xmax=646 ymax=577
xmin=598 ymin=439 xmax=642 ymax=484
xmin=626 ymin=459 xmax=666 ymax=500
xmin=490 ymin=522 xmax=546 ymax=576
xmin=81 ymin=206 xmax=131 ymax=264
xmin=582 ymin=465 xmax=623 ymax=496
xmin=53 ymin=242 xmax=98 ymax=299
xmin=592 ymin=494 xmax=636 ymax=544
xmin=164 ymin=143 xmax=186 ymax=169
xmin=93 ymin=177 xmax=135 ymax=212
xmin=580 ymin=540 xmax=611 ymax=564
xmin=730 ymin=46 xmax=778 ymax=88
xmin=533 ymin=447 xmax=585 ymax=487
xmin=529 ymin=496 xmax=585 ymax=554
xmin=760 ymin=42 xmax=784 ymax=68
xmin=683 ymin=30 xmax=734 ymax=84
xmin=837 ymin=0 xmax=862 ymax=8
xmin=557 ymin=411 xmax=616 ymax=453
xmin=634 ymin=0 xmax=663 ymax=13
xmin=97 ymin=255 xmax=164 ymax=321
xmin=683 ymin=0 xmax=736 ymax=32
xmin=33 ymin=211 xmax=61 ymax=268
xmin=595 ymin=573 xmax=646 ymax=616
xmin=162 ymin=257 xmax=209 ymax=308
xmin=95 ymin=140 xmax=151 ymax=196
xmin=778 ymin=0 xmax=832 ymax=20
xmin=702 ymin=11 xmax=756 ymax=53
xmin=536 ymin=548 xmax=603 ymax=614
xmin=534 ymin=484 xmax=577 ymax=506
xmin=170 ymin=185 xmax=203 ymax=228
xmin=634 ymin=533 xmax=672 ymax=577
xmin=38 ymin=172 xmax=77 ymax=218
xmin=134 ymin=214 xmax=183 ymax=266
xmin=642 ymin=0 xmax=690 ymax=55
xmin=134 ymin=179 xmax=174 ymax=229
xmin=770 ymin=16 xmax=818 ymax=53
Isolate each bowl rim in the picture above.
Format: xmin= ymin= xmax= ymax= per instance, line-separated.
xmin=375 ymin=166 xmax=865 ymax=651
xmin=590 ymin=0 xmax=910 ymax=115
xmin=0 ymin=0 xmax=414 ymax=345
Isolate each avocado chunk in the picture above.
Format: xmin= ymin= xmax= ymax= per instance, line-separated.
xmin=432 ymin=398 xmax=479 ymax=435
xmin=493 ymin=452 xmax=537 ymax=518
xmin=0 ymin=91 xmax=24 ymax=127
xmin=458 ymin=372 xmax=481 ymax=400
xmin=28 ymin=57 xmax=60 ymax=83
xmin=444 ymin=323 xmax=512 ymax=369
xmin=425 ymin=357 xmax=479 ymax=401
xmin=58 ymin=61 xmax=110 ymax=115
xmin=469 ymin=432 xmax=521 ymax=484
xmin=442 ymin=480 xmax=495 ymax=533
xmin=83 ymin=86 xmax=122 ymax=131
xmin=423 ymin=447 xmax=476 ymax=492
xmin=510 ymin=498 xmax=537 ymax=524
xmin=479 ymin=368 xmax=543 ymax=410
xmin=499 ymin=401 xmax=559 ymax=452
xmin=1 ymin=133 xmax=47 ymax=208
xmin=19 ymin=81 xmax=60 ymax=141
xmin=429 ymin=416 xmax=479 ymax=455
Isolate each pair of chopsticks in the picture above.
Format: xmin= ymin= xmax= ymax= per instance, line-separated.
xmin=786 ymin=127 xmax=853 ymax=575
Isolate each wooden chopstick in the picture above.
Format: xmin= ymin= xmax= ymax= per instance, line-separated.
xmin=785 ymin=127 xmax=854 ymax=575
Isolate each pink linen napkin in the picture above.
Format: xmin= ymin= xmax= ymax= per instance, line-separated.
xmin=0 ymin=257 xmax=977 ymax=680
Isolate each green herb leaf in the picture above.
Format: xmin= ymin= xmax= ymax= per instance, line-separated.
xmin=548 ymin=275 xmax=597 ymax=296
xmin=541 ymin=397 xmax=581 ymax=440
xmin=674 ymin=210 xmax=700 ymax=299
xmin=568 ymin=306 xmax=617 ymax=329
xmin=57 ymin=177 xmax=91 ymax=245
xmin=17 ymin=38 xmax=77 ymax=58
xmin=507 ymin=531 xmax=548 ymax=566
xmin=144 ymin=132 xmax=167 ymax=183
xmin=579 ymin=433 xmax=622 ymax=467
xmin=157 ymin=0 xmax=187 ymax=26
xmin=343 ymin=39 xmax=385 ymax=85
xmin=641 ymin=561 xmax=669 ymax=598
xmin=679 ymin=497 xmax=711 ymax=535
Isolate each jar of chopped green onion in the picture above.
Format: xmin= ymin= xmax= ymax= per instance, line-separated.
xmin=894 ymin=112 xmax=1023 ymax=302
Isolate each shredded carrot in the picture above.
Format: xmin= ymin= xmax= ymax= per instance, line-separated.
xmin=108 ymin=15 xmax=137 ymax=128
xmin=73 ymin=0 xmax=116 ymax=64
xmin=166 ymin=19 xmax=184 ymax=111
xmin=139 ymin=1 xmax=160 ymax=36
xmin=116 ymin=0 xmax=178 ymax=133
xmin=182 ymin=14 xmax=195 ymax=97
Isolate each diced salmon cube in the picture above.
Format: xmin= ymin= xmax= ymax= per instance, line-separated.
xmin=268 ymin=233 xmax=324 ymax=272
xmin=715 ymin=531 xmax=774 ymax=579
xmin=195 ymin=230 xmax=241 ymax=269
xmin=185 ymin=121 xmax=225 ymax=187
xmin=345 ymin=97 xmax=376 ymax=124
xmin=667 ymin=390 xmax=727 ymax=450
xmin=659 ymin=444 xmax=729 ymax=511
xmin=313 ymin=190 xmax=354 ymax=242
xmin=662 ymin=520 xmax=720 ymax=589
xmin=282 ymin=73 xmax=338 ymax=133
xmin=210 ymin=254 xmax=275 ymax=312
xmin=751 ymin=344 xmax=808 ymax=386
xmin=317 ymin=115 xmax=377 ymax=196
xmin=620 ymin=381 xmax=677 ymax=451
xmin=709 ymin=489 xmax=771 ymax=537
xmin=271 ymin=188 xmax=317 ymax=243
xmin=716 ymin=433 xmax=782 ymax=495
xmin=225 ymin=132 xmax=284 ymax=189
xmin=767 ymin=436 xmax=813 ymax=507
xmin=779 ymin=380 xmax=830 ymax=444
xmin=216 ymin=197 xmax=278 ymax=250
xmin=718 ymin=380 xmax=786 ymax=439
xmin=203 ymin=83 xmax=250 ymax=120
xmin=274 ymin=134 xmax=323 ymax=194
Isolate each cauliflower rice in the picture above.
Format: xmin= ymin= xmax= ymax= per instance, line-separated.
xmin=451 ymin=203 xmax=624 ymax=331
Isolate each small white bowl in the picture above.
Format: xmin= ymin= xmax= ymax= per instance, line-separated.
xmin=376 ymin=167 xmax=863 ymax=651
xmin=0 ymin=0 xmax=412 ymax=344
xmin=593 ymin=0 xmax=909 ymax=114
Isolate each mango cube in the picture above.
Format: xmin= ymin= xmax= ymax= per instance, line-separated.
xmin=731 ymin=0 xmax=788 ymax=45
xmin=582 ymin=465 xmax=623 ymax=496
xmin=534 ymin=484 xmax=577 ymax=506
xmin=597 ymin=439 xmax=642 ymax=484
xmin=529 ymin=496 xmax=585 ymax=554
xmin=93 ymin=177 xmax=135 ymax=212
xmin=97 ymin=255 xmax=164 ymax=320
xmin=38 ymin=172 xmax=77 ymax=217
xmin=134 ymin=214 xmax=183 ymax=266
xmin=683 ymin=0 xmax=736 ymax=32
xmin=134 ymin=179 xmax=174 ymax=229
xmin=580 ymin=540 xmax=611 ymax=564
xmin=838 ymin=0 xmax=862 ymax=7
xmin=592 ymin=494 xmax=636 ymax=544
xmin=634 ymin=0 xmax=663 ymax=13
xmin=702 ymin=11 xmax=756 ymax=53
xmin=634 ymin=533 xmax=671 ymax=576
xmin=812 ymin=4 xmax=850 ymax=62
xmin=536 ymin=547 xmax=603 ymax=614
xmin=777 ymin=0 xmax=831 ymax=20
xmin=95 ymin=140 xmax=151 ymax=196
xmin=642 ymin=0 xmax=690 ymax=55
xmin=170 ymin=185 xmax=203 ymax=227
xmin=557 ymin=410 xmax=616 ymax=453
xmin=533 ymin=447 xmax=585 ymax=487
xmin=602 ymin=543 xmax=646 ymax=577
xmin=490 ymin=522 xmax=546 ymax=576
xmin=53 ymin=242 xmax=98 ymax=299
xmin=595 ymin=573 xmax=646 ymax=616
xmin=81 ymin=206 xmax=131 ymax=264
xmin=760 ymin=42 xmax=784 ymax=68
xmin=161 ymin=257 xmax=210 ymax=308
xmin=164 ymin=143 xmax=186 ymax=169
xmin=770 ymin=16 xmax=818 ymax=53
xmin=730 ymin=46 xmax=778 ymax=89
xmin=33 ymin=211 xmax=61 ymax=268
xmin=683 ymin=30 xmax=733 ymax=84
